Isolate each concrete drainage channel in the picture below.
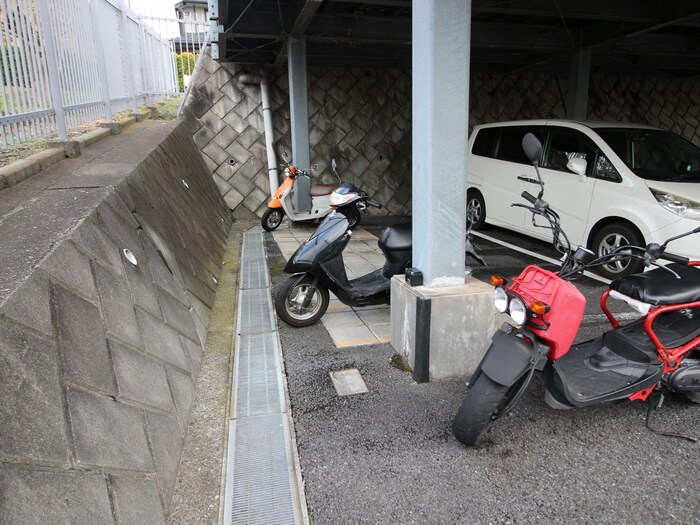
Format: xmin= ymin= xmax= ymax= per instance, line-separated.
xmin=223 ymin=226 xmax=307 ymax=525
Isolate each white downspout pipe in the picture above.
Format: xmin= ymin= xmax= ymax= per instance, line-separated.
xmin=239 ymin=72 xmax=279 ymax=198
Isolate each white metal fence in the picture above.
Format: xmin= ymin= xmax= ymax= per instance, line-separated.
xmin=0 ymin=0 xmax=207 ymax=147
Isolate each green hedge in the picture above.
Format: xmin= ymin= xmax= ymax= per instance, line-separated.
xmin=175 ymin=52 xmax=197 ymax=92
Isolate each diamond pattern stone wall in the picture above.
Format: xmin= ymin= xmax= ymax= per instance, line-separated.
xmin=0 ymin=122 xmax=232 ymax=524
xmin=184 ymin=50 xmax=700 ymax=219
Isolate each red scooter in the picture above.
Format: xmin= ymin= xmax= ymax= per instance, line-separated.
xmin=452 ymin=133 xmax=700 ymax=446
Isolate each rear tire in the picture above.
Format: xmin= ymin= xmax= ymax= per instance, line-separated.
xmin=262 ymin=208 xmax=284 ymax=232
xmin=467 ymin=190 xmax=486 ymax=230
xmin=591 ymin=223 xmax=644 ymax=279
xmin=452 ymin=372 xmax=514 ymax=446
xmin=274 ymin=275 xmax=329 ymax=327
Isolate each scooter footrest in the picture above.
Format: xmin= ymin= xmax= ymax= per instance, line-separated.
xmin=551 ymin=335 xmax=663 ymax=407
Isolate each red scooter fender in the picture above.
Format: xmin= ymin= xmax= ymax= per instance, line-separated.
xmin=474 ymin=329 xmax=546 ymax=387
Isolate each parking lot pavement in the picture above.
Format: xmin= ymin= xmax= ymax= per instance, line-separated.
xmin=266 ymin=221 xmax=700 ymax=525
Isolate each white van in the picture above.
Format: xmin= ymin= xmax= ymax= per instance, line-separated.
xmin=466 ymin=120 xmax=700 ymax=278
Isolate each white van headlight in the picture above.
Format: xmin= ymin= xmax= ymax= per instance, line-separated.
xmin=651 ymin=189 xmax=700 ymax=220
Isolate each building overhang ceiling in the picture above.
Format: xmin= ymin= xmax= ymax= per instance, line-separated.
xmin=217 ymin=1 xmax=700 ymax=77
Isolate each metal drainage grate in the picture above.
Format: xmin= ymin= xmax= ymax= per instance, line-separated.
xmin=224 ymin=415 xmax=302 ymax=525
xmin=231 ymin=333 xmax=285 ymax=419
xmin=224 ymin=226 xmax=306 ymax=525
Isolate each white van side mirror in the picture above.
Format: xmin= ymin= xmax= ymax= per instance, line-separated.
xmin=567 ymin=157 xmax=587 ymax=178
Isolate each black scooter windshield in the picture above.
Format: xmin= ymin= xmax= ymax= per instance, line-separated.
xmin=285 ymin=210 xmax=350 ymax=272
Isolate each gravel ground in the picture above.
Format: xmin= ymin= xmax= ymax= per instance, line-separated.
xmin=266 ymin=229 xmax=700 ymax=525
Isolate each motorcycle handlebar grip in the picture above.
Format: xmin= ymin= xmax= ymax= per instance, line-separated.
xmin=660 ymin=252 xmax=690 ymax=265
xmin=367 ymin=199 xmax=383 ymax=209
xmin=521 ymin=191 xmax=537 ymax=204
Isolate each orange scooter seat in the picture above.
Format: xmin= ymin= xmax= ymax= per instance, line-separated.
xmin=309 ymin=182 xmax=340 ymax=197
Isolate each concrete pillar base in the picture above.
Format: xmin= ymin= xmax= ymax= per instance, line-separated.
xmin=390 ymin=273 xmax=498 ymax=381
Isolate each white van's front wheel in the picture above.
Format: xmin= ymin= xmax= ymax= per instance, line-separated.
xmin=467 ymin=190 xmax=486 ymax=230
xmin=592 ymin=223 xmax=644 ymax=279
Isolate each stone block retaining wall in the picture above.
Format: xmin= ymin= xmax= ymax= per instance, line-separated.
xmin=0 ymin=121 xmax=232 ymax=523
xmin=184 ymin=50 xmax=699 ymax=219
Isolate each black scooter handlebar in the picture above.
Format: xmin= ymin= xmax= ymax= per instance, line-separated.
xmin=366 ymin=199 xmax=383 ymax=209
xmin=521 ymin=191 xmax=537 ymax=205
xmin=659 ymin=252 xmax=690 ymax=265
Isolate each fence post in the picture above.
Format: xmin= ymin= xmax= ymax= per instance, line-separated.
xmin=89 ymin=0 xmax=113 ymax=123
xmin=36 ymin=0 xmax=67 ymax=141
xmin=119 ymin=0 xmax=137 ymax=110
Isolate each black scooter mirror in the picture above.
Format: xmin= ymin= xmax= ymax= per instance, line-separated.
xmin=522 ymin=133 xmax=543 ymax=166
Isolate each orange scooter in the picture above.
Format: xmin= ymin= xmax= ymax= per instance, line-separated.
xmin=261 ymin=159 xmax=360 ymax=232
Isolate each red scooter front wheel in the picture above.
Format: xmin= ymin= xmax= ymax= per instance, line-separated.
xmin=452 ymin=373 xmax=521 ymax=446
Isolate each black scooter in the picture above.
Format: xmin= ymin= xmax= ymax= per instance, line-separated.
xmin=273 ymin=183 xmax=412 ymax=327
xmin=273 ymin=183 xmax=485 ymax=327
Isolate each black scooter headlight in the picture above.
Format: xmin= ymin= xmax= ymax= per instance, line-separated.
xmin=329 ymin=192 xmax=356 ymax=206
xmin=493 ymin=286 xmax=508 ymax=313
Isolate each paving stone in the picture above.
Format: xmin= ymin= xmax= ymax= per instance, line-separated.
xmin=145 ymin=412 xmax=182 ymax=510
xmin=0 ymin=469 xmax=112 ymax=525
xmin=0 ymin=322 xmax=69 ymax=462
xmin=136 ymin=308 xmax=190 ymax=371
xmin=123 ymin=252 xmax=161 ymax=317
xmin=211 ymin=94 xmax=237 ymax=119
xmin=71 ymin=219 xmax=125 ymax=278
xmin=193 ymin=125 xmax=216 ymax=149
xmin=156 ymin=287 xmax=199 ymax=343
xmin=41 ymin=241 xmax=98 ymax=302
xmin=94 ymin=264 xmax=142 ymax=349
xmin=226 ymin=140 xmax=252 ymax=166
xmin=0 ymin=272 xmax=53 ymax=337
xmin=110 ymin=476 xmax=167 ymax=525
xmin=110 ymin=340 xmax=174 ymax=412
xmin=202 ymin=141 xmax=230 ymax=166
xmin=180 ymin=335 xmax=204 ymax=378
xmin=167 ymin=367 xmax=195 ymax=432
xmin=139 ymin=230 xmax=184 ymax=300
xmin=67 ymin=387 xmax=153 ymax=471
xmin=212 ymin=126 xmax=237 ymax=150
xmin=53 ymin=286 xmax=117 ymax=394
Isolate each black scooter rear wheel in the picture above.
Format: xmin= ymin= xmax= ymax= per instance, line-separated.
xmin=452 ymin=373 xmax=514 ymax=446
xmin=262 ymin=208 xmax=284 ymax=232
xmin=274 ymin=275 xmax=330 ymax=327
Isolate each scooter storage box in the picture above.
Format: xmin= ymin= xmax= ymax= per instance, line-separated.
xmin=378 ymin=222 xmax=412 ymax=277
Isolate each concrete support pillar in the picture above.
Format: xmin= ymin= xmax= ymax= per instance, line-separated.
xmin=566 ymin=47 xmax=591 ymax=120
xmin=287 ymin=36 xmax=310 ymax=170
xmin=392 ymin=0 xmax=486 ymax=382
xmin=412 ymin=0 xmax=470 ymax=285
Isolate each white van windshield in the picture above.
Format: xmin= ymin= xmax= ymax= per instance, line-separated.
xmin=596 ymin=129 xmax=700 ymax=183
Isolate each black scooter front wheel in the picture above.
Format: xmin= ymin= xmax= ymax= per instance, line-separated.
xmin=262 ymin=208 xmax=284 ymax=232
xmin=452 ymin=373 xmax=514 ymax=447
xmin=274 ymin=275 xmax=330 ymax=327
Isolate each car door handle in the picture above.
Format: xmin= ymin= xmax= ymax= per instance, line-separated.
xmin=517 ymin=175 xmax=541 ymax=184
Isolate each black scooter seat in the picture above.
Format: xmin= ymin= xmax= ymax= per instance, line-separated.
xmin=378 ymin=222 xmax=412 ymax=252
xmin=610 ymin=263 xmax=700 ymax=306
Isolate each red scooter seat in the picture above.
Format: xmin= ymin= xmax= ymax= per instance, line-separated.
xmin=610 ymin=263 xmax=700 ymax=306
xmin=310 ymin=182 xmax=340 ymax=196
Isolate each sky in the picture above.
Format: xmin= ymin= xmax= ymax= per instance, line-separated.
xmin=126 ymin=0 xmax=180 ymax=19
